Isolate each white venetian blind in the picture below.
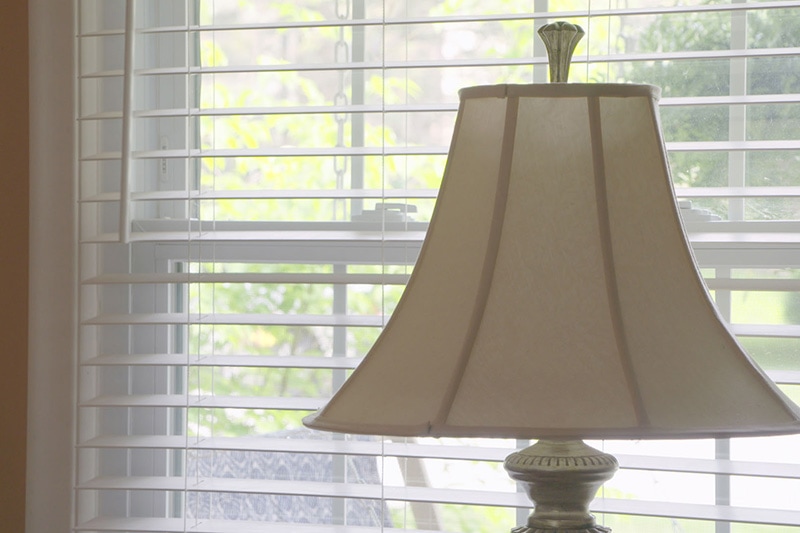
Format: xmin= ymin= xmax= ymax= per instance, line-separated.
xmin=75 ymin=1 xmax=800 ymax=532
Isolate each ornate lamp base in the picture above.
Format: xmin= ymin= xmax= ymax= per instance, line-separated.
xmin=504 ymin=440 xmax=618 ymax=532
xmin=512 ymin=527 xmax=610 ymax=533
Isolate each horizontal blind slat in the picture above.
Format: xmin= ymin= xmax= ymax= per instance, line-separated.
xmin=769 ymin=370 xmax=800 ymax=385
xmin=80 ymin=45 xmax=787 ymax=80
xmin=81 ymin=230 xmax=427 ymax=244
xmin=592 ymin=498 xmax=800 ymax=527
xmin=76 ymin=517 xmax=446 ymax=533
xmin=124 ymin=0 xmax=800 ymax=34
xmin=118 ymin=46 xmax=800 ymax=78
xmin=76 ymin=435 xmax=800 ymax=478
xmin=79 ymin=103 xmax=459 ymax=120
xmin=80 ymin=394 xmax=322 ymax=410
xmin=82 ymin=272 xmax=411 ymax=285
xmin=75 ymin=93 xmax=800 ymax=122
xmin=74 ymin=356 xmax=800 ymax=386
xmin=83 ymin=312 xmax=385 ymax=327
xmin=705 ymin=278 xmax=800 ymax=291
xmin=83 ymin=232 xmax=800 ymax=247
xmin=78 ymin=435 xmax=387 ymax=455
xmin=731 ymin=324 xmax=800 ymax=337
xmin=81 ymin=315 xmax=800 ymax=337
xmin=74 ymin=476 xmax=800 ymax=526
xmin=81 ymin=354 xmax=363 ymax=369
xmin=667 ymin=140 xmax=800 ymax=152
xmin=132 ymin=146 xmax=449 ymax=158
xmin=80 ymin=147 xmax=448 ymax=160
xmin=80 ymin=0 xmax=800 ymax=38
xmin=81 ymin=188 xmax=438 ymax=203
xmin=78 ymin=230 xmax=800 ymax=268
xmin=81 ymin=140 xmax=800 ymax=163
xmin=79 ymin=476 xmax=383 ymax=499
xmin=676 ymin=186 xmax=800 ymax=199
xmin=79 ymin=185 xmax=800 ymax=204
xmin=86 ymin=217 xmax=800 ymax=233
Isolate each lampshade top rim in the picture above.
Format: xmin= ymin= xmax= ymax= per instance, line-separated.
xmin=458 ymin=82 xmax=661 ymax=101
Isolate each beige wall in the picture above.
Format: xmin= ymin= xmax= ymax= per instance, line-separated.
xmin=0 ymin=1 xmax=29 ymax=531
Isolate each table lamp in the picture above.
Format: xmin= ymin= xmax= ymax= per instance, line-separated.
xmin=304 ymin=22 xmax=800 ymax=532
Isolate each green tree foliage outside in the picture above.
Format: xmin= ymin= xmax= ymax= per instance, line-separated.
xmin=627 ymin=5 xmax=800 ymax=220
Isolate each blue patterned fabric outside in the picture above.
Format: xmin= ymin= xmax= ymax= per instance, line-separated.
xmin=185 ymin=429 xmax=390 ymax=526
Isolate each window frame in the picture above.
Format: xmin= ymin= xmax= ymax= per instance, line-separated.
xmin=26 ymin=1 xmax=800 ymax=531
xmin=27 ymin=0 xmax=78 ymax=532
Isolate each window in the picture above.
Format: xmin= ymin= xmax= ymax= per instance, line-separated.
xmin=75 ymin=1 xmax=800 ymax=532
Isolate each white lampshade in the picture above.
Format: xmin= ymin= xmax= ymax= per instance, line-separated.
xmin=304 ymin=83 xmax=800 ymax=440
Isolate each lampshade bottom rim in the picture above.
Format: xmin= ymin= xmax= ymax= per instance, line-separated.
xmin=303 ymin=414 xmax=800 ymax=440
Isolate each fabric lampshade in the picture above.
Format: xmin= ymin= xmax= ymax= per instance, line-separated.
xmin=304 ymin=83 xmax=800 ymax=440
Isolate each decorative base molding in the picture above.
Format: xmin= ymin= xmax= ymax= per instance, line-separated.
xmin=512 ymin=526 xmax=611 ymax=533
xmin=504 ymin=440 xmax=618 ymax=533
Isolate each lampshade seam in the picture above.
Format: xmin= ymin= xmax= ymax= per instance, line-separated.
xmin=589 ymin=95 xmax=650 ymax=429
xmin=432 ymin=94 xmax=521 ymax=433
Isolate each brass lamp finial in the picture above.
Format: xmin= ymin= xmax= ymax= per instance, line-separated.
xmin=538 ymin=21 xmax=585 ymax=83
